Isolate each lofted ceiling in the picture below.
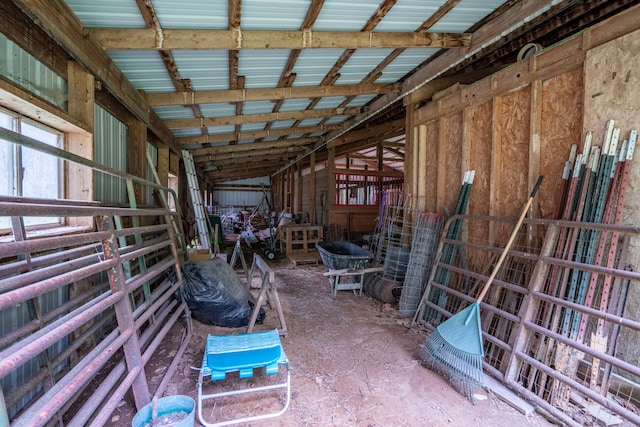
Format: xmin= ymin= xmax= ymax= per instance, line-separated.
xmin=10 ymin=0 xmax=640 ymax=182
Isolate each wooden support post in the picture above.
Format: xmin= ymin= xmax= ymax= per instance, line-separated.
xmin=310 ymin=150 xmax=317 ymax=224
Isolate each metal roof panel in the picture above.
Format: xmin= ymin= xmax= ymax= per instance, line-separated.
xmin=64 ymin=0 xmax=145 ymax=28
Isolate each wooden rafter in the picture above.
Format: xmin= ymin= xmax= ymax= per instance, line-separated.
xmin=145 ymin=83 xmax=399 ymax=106
xmin=164 ymin=107 xmax=361 ymax=129
xmin=90 ymin=29 xmax=471 ymax=50
xmin=192 ymin=137 xmax=317 ymax=158
xmin=177 ymin=123 xmax=343 ymax=145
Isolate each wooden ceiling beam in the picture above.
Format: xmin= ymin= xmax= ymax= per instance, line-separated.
xmin=192 ymin=136 xmax=316 ymax=157
xmin=146 ymin=83 xmax=399 ymax=106
xmin=165 ymin=107 xmax=361 ymax=129
xmin=207 ymin=160 xmax=290 ymax=180
xmin=178 ymin=123 xmax=341 ymax=145
xmin=90 ymin=29 xmax=471 ymax=50
xmin=197 ymin=145 xmax=308 ymax=163
xmin=199 ymin=150 xmax=306 ymax=168
xmin=327 ymin=118 xmax=404 ymax=149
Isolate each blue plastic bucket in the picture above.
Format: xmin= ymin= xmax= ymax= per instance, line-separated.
xmin=131 ymin=395 xmax=195 ymax=427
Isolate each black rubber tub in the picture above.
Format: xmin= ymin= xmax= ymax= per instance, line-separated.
xmin=315 ymin=240 xmax=373 ymax=270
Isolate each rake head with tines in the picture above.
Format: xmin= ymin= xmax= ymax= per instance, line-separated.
xmin=420 ymin=176 xmax=543 ymax=403
xmin=420 ymin=303 xmax=484 ymax=403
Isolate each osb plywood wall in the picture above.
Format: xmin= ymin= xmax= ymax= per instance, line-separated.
xmin=412 ymin=38 xmax=585 ymax=256
xmin=583 ymin=27 xmax=640 ymax=364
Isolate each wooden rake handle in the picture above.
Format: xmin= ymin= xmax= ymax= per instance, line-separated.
xmin=475 ymin=175 xmax=543 ymax=304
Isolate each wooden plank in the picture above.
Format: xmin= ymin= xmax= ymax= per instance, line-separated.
xmin=540 ymin=68 xmax=584 ymax=219
xmin=529 ymin=79 xmax=542 ymax=242
xmin=309 ymin=151 xmax=317 ymax=224
xmin=91 ymin=28 xmax=471 ymax=50
xmin=484 ymin=375 xmax=536 ymax=416
xmin=164 ymin=107 xmax=361 ymax=129
xmin=467 ymin=102 xmax=492 ymax=267
xmin=287 ymin=252 xmax=322 ymax=267
xmin=489 ymin=96 xmax=503 ymax=244
xmin=146 ymin=83 xmax=399 ymax=106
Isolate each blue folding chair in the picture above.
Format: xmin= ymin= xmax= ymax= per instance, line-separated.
xmin=197 ymin=329 xmax=291 ymax=426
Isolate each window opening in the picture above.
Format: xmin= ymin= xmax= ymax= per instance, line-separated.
xmin=0 ymin=107 xmax=63 ymax=230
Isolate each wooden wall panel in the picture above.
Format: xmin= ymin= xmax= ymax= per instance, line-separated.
xmin=496 ymin=88 xmax=531 ymax=220
xmin=582 ymin=27 xmax=640 ymax=365
xmin=441 ymin=113 xmax=463 ymax=216
xmin=423 ymin=122 xmax=438 ymax=212
xmin=467 ymin=102 xmax=492 ymax=217
xmin=466 ymin=102 xmax=492 ymax=268
xmin=540 ymin=68 xmax=584 ymax=219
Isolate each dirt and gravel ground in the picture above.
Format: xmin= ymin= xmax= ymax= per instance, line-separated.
xmin=108 ymin=254 xmax=558 ymax=427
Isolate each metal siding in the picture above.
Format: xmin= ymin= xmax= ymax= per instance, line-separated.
xmin=298 ymin=118 xmax=323 ymax=127
xmin=335 ymin=48 xmax=395 ymax=84
xmin=198 ymin=103 xmax=237 ymax=117
xmin=241 ymin=100 xmax=278 ymax=115
xmin=211 ymin=177 xmax=270 ymax=208
xmin=94 ymin=104 xmax=128 ymax=204
xmin=108 ymin=51 xmax=175 ymax=93
xmin=173 ymin=128 xmax=206 ymax=138
xmin=429 ymin=0 xmax=507 ymax=32
xmin=205 ymin=125 xmax=235 ymax=135
xmin=239 ymin=50 xmax=291 ymax=88
xmin=313 ymin=0 xmax=383 ymax=31
xmin=153 ymin=105 xmax=197 ymax=120
xmin=293 ymin=49 xmax=347 ymax=86
xmin=152 ymin=0 xmax=228 ymax=29
xmin=375 ymin=0 xmax=454 ymax=31
xmin=377 ymin=48 xmax=439 ymax=83
xmin=279 ymin=98 xmax=312 ymax=112
xmin=0 ymin=286 xmax=68 ymax=419
xmin=346 ymin=94 xmax=377 ymax=107
xmin=172 ymin=50 xmax=229 ymax=91
xmin=313 ymin=96 xmax=347 ymax=109
xmin=0 ymin=35 xmax=67 ymax=109
xmin=240 ymin=122 xmax=268 ymax=132
xmin=64 ymin=0 xmax=146 ymax=27
xmin=242 ymin=0 xmax=310 ymax=30
xmin=269 ymin=119 xmax=296 ymax=129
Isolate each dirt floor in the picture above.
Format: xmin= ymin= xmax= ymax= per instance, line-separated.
xmin=108 ymin=251 xmax=559 ymax=427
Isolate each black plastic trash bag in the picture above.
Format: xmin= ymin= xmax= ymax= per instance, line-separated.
xmin=177 ymin=258 xmax=265 ymax=328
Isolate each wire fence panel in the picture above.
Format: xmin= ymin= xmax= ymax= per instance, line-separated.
xmin=416 ymin=215 xmax=640 ymax=426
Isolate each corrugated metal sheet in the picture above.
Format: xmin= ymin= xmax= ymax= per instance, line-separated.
xmin=375 ymin=0 xmax=455 ymax=31
xmin=430 ymin=0 xmax=507 ymax=32
xmin=63 ymin=0 xmax=146 ymax=27
xmin=293 ymin=49 xmax=348 ymax=86
xmin=108 ymin=51 xmax=175 ymax=93
xmin=0 ymin=284 xmax=68 ymax=419
xmin=172 ymin=50 xmax=229 ymax=91
xmin=211 ymin=177 xmax=271 ymax=209
xmin=152 ymin=0 xmax=228 ymax=29
xmin=314 ymin=0 xmax=383 ymax=31
xmin=239 ymin=50 xmax=292 ymax=89
xmin=242 ymin=0 xmax=310 ymax=30
xmin=94 ymin=104 xmax=128 ymax=204
xmin=0 ymin=35 xmax=67 ymax=109
xmin=59 ymin=0 xmax=515 ymax=181
xmin=241 ymin=100 xmax=279 ymax=115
